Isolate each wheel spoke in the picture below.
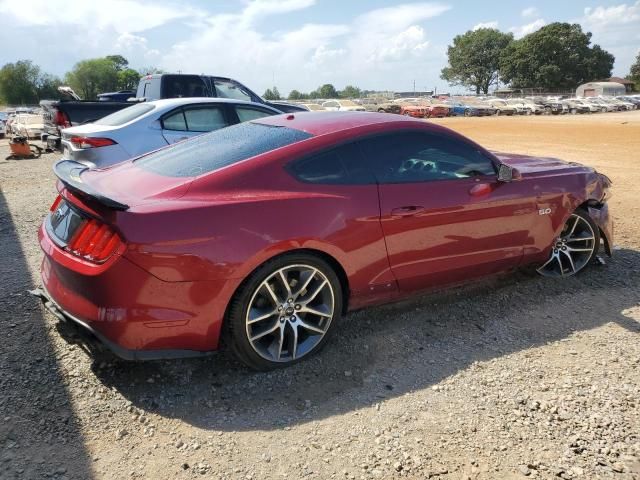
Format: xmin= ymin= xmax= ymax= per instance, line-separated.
xmin=276 ymin=323 xmax=285 ymax=360
xmin=296 ymin=318 xmax=325 ymax=335
xmin=290 ymin=323 xmax=298 ymax=360
xmin=262 ymin=281 xmax=280 ymax=306
xmin=568 ymin=215 xmax=580 ymax=236
xmin=301 ymin=279 xmax=327 ymax=305
xmin=278 ymin=270 xmax=293 ymax=298
xmin=248 ymin=309 xmax=277 ymax=325
xmin=566 ymin=236 xmax=594 ymax=243
xmin=299 ymin=305 xmax=332 ymax=318
xmin=567 ymin=247 xmax=593 ymax=252
xmin=537 ymin=253 xmax=557 ymax=272
xmin=249 ymin=321 xmax=280 ymax=342
xmin=557 ymin=255 xmax=565 ymax=276
xmin=294 ymin=268 xmax=317 ymax=299
xmin=561 ymin=250 xmax=576 ymax=273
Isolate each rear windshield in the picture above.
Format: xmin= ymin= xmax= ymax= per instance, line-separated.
xmin=135 ymin=122 xmax=313 ymax=177
xmin=95 ymin=103 xmax=155 ymax=126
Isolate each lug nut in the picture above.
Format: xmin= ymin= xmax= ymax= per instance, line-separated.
xmin=294 ymin=304 xmax=301 ymax=310
xmin=287 ymin=298 xmax=293 ymax=303
xmin=278 ymin=306 xmax=283 ymax=312
xmin=279 ymin=317 xmax=285 ymax=323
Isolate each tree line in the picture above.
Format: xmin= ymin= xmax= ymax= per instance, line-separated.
xmin=0 ymin=55 xmax=161 ymax=105
xmin=264 ymin=84 xmax=363 ymax=101
xmin=440 ymin=22 xmax=638 ymax=94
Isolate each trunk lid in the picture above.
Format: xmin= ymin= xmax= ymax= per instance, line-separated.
xmin=54 ymin=160 xmax=193 ymax=210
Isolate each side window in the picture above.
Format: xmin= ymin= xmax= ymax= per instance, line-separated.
xmin=214 ymin=79 xmax=253 ymax=102
xmin=235 ymin=106 xmax=275 ymax=122
xmin=163 ymin=76 xmax=207 ymax=98
xmin=142 ymin=82 xmax=151 ymax=98
xmin=289 ymin=143 xmax=374 ymax=185
xmin=162 ymin=109 xmax=187 ymax=131
xmin=183 ymin=106 xmax=228 ymax=132
xmin=359 ymin=132 xmax=495 ymax=184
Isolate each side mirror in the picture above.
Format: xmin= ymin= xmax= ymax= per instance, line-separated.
xmin=497 ymin=164 xmax=522 ymax=182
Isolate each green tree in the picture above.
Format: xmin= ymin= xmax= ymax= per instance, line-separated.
xmin=629 ymin=51 xmax=640 ymax=90
xmin=118 ymin=68 xmax=141 ymax=90
xmin=0 ymin=60 xmax=40 ymax=104
xmin=106 ymin=55 xmax=129 ymax=71
xmin=65 ymin=57 xmax=120 ymax=99
xmin=499 ymin=23 xmax=614 ymax=90
xmin=288 ymin=89 xmax=302 ymax=100
xmin=36 ymin=73 xmax=63 ymax=100
xmin=317 ymin=84 xmax=338 ymax=98
xmin=263 ymin=88 xmax=280 ymax=100
xmin=441 ymin=28 xmax=513 ymax=94
xmin=340 ymin=85 xmax=361 ymax=98
xmin=138 ymin=66 xmax=164 ymax=75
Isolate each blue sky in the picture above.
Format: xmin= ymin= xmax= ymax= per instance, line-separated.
xmin=0 ymin=0 xmax=638 ymax=95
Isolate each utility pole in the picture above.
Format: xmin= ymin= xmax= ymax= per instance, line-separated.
xmin=413 ymin=80 xmax=416 ymax=96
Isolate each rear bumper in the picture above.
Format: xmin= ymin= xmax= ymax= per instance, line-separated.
xmin=32 ymin=287 xmax=212 ymax=360
xmin=38 ymin=223 xmax=232 ymax=358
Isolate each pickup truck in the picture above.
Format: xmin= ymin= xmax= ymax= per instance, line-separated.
xmin=40 ymin=74 xmax=304 ymax=150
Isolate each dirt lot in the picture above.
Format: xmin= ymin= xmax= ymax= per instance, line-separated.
xmin=1 ymin=112 xmax=639 ymax=480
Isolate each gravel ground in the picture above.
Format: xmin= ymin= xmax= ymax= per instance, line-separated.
xmin=1 ymin=112 xmax=639 ymax=480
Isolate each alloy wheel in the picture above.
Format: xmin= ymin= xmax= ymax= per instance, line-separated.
xmin=537 ymin=213 xmax=597 ymax=277
xmin=245 ymin=264 xmax=335 ymax=362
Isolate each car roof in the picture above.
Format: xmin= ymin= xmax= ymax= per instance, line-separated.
xmin=145 ymin=97 xmax=265 ymax=108
xmin=253 ymin=111 xmax=439 ymax=136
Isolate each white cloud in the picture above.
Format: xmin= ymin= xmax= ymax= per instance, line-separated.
xmin=510 ymin=18 xmax=546 ymax=38
xmin=0 ymin=0 xmax=201 ymax=34
xmin=521 ymin=7 xmax=539 ymax=18
xmin=577 ymin=1 xmax=640 ymax=75
xmin=162 ymin=2 xmax=451 ymax=93
xmin=472 ymin=21 xmax=498 ymax=31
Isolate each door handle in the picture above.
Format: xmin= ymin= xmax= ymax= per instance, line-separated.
xmin=391 ymin=206 xmax=425 ymax=217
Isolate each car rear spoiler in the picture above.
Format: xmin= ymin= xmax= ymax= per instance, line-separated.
xmin=53 ymin=160 xmax=129 ymax=211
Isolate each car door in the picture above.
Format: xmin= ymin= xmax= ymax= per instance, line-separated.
xmin=161 ymin=104 xmax=230 ymax=144
xmin=359 ymin=130 xmax=538 ymax=292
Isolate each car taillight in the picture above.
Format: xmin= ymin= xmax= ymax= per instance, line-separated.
xmin=70 ymin=136 xmax=117 ymax=149
xmin=49 ymin=194 xmax=63 ymax=212
xmin=54 ymin=110 xmax=71 ymax=128
xmin=66 ymin=218 xmax=122 ymax=263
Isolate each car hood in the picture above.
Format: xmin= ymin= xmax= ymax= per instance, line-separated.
xmin=493 ymin=152 xmax=592 ymax=176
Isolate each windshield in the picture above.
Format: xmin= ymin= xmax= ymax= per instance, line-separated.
xmin=95 ymin=103 xmax=155 ymax=126
xmin=135 ymin=122 xmax=313 ymax=177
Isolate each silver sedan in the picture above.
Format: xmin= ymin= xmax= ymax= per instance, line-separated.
xmin=60 ymin=98 xmax=281 ymax=168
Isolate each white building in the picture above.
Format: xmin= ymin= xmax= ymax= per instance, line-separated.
xmin=576 ymin=82 xmax=626 ymax=97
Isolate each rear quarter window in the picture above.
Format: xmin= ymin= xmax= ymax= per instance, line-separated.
xmin=95 ymin=103 xmax=155 ymax=126
xmin=135 ymin=122 xmax=313 ymax=177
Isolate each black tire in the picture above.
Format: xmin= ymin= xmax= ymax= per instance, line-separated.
xmin=464 ymin=109 xmax=471 ymax=117
xmin=225 ymin=252 xmax=343 ymax=370
xmin=495 ymin=110 xmax=501 ymax=116
xmin=544 ymin=106 xmax=552 ymax=115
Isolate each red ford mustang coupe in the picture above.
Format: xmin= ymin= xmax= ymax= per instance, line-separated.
xmin=37 ymin=112 xmax=613 ymax=370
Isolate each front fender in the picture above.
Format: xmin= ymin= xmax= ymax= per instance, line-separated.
xmin=588 ymin=203 xmax=613 ymax=257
